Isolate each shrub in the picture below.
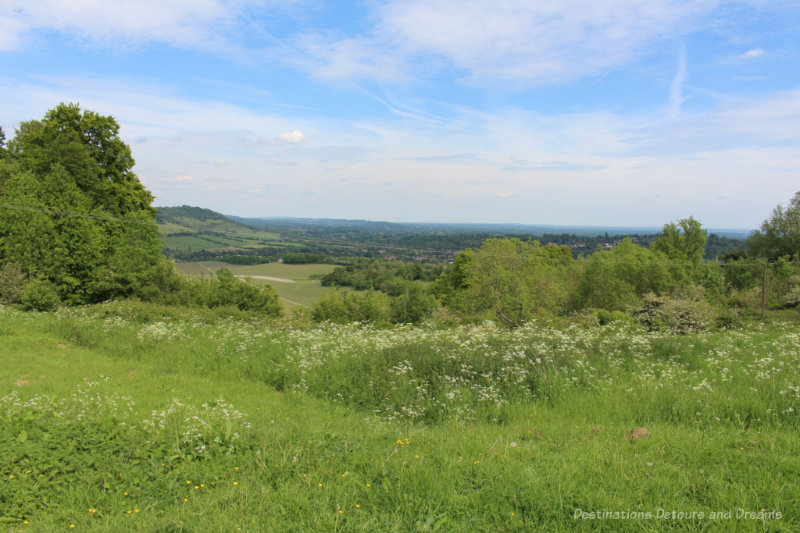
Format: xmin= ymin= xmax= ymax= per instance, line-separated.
xmin=782 ymin=273 xmax=800 ymax=308
xmin=597 ymin=309 xmax=635 ymax=326
xmin=311 ymin=290 xmax=392 ymax=324
xmin=21 ymin=279 xmax=60 ymax=311
xmin=210 ymin=269 xmax=282 ymax=315
xmin=311 ymin=291 xmax=350 ymax=323
xmin=632 ymin=292 xmax=716 ymax=334
xmin=0 ymin=262 xmax=25 ymax=304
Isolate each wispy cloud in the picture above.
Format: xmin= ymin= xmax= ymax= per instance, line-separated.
xmin=166 ymin=174 xmax=196 ymax=182
xmin=295 ymin=0 xmax=721 ymax=87
xmin=669 ymin=45 xmax=688 ymax=118
xmin=0 ymin=0 xmax=271 ymax=52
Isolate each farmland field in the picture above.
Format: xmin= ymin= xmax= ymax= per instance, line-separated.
xmin=1 ymin=302 xmax=798 ymax=531
xmin=175 ymin=261 xmax=338 ymax=308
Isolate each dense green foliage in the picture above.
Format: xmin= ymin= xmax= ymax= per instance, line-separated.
xmin=315 ymin=217 xmax=799 ymax=327
xmin=281 ymin=252 xmax=330 ymax=264
xmin=0 ymin=105 xmax=282 ymax=317
xmin=747 ymin=191 xmax=800 ymax=260
xmin=0 ymin=104 xmax=162 ymax=304
xmin=321 ymin=258 xmax=441 ymax=291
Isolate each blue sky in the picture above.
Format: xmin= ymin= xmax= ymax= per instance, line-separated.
xmin=1 ymin=0 xmax=799 ymax=229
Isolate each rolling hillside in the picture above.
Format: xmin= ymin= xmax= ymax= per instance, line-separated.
xmin=156 ymin=206 xmax=294 ymax=258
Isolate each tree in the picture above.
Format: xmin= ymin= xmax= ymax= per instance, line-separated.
xmin=8 ymin=103 xmax=154 ymax=215
xmin=390 ymin=281 xmax=436 ymax=324
xmin=651 ymin=216 xmax=707 ymax=264
xmin=0 ymin=166 xmax=105 ymax=303
xmin=465 ymin=238 xmax=566 ymax=326
xmin=0 ymin=103 xmax=162 ymax=304
xmin=748 ymin=192 xmax=800 ymax=260
xmin=574 ymin=238 xmax=675 ymax=310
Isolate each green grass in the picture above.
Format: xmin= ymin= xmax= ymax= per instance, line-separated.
xmin=158 ymin=214 xmax=286 ymax=254
xmin=1 ymin=304 xmax=798 ymax=531
xmin=161 ymin=235 xmax=233 ymax=251
xmin=176 ymin=261 xmax=338 ymax=309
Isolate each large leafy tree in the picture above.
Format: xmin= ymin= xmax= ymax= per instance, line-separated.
xmin=575 ymin=238 xmax=675 ymax=310
xmin=0 ymin=103 xmax=162 ymax=304
xmin=748 ymin=191 xmax=800 ymax=260
xmin=652 ymin=216 xmax=707 ymax=264
xmin=465 ymin=238 xmax=567 ymax=326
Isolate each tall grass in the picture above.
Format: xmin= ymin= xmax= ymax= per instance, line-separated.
xmin=1 ymin=302 xmax=798 ymax=531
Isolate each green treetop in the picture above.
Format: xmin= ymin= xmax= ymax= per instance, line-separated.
xmin=0 ymin=103 xmax=162 ymax=304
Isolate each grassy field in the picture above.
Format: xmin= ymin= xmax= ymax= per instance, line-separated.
xmin=1 ymin=302 xmax=798 ymax=531
xmin=175 ymin=261 xmax=338 ymax=309
xmin=156 ymin=207 xmax=287 ymax=253
xmin=160 ymin=230 xmax=286 ymax=253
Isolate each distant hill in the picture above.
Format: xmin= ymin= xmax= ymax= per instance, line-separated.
xmin=157 ymin=206 xmax=747 ymax=262
xmin=156 ymin=205 xmax=257 ymax=235
xmin=155 ymin=206 xmax=292 ymax=261
xmin=231 ymin=215 xmax=751 ymax=239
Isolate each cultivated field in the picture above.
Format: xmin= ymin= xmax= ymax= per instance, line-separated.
xmin=1 ymin=302 xmax=798 ymax=531
xmin=175 ymin=261 xmax=338 ymax=309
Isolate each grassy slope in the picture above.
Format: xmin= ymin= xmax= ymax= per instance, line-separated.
xmin=1 ymin=305 xmax=798 ymax=531
xmin=176 ymin=261 xmax=338 ymax=309
xmin=156 ymin=206 xmax=284 ymax=253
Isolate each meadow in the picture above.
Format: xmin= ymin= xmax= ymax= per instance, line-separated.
xmin=1 ymin=302 xmax=798 ymax=531
xmin=175 ymin=262 xmax=338 ymax=309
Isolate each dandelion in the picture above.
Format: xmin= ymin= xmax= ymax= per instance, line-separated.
xmin=233 ymin=481 xmax=239 ymax=486
xmin=134 ymin=509 xmax=139 ymax=513
xmin=338 ymin=510 xmax=343 ymax=515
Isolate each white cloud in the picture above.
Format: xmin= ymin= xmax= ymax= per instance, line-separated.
xmin=0 ymin=15 xmax=27 ymax=51
xmin=298 ymin=0 xmax=722 ymax=86
xmin=167 ymin=174 xmax=196 ymax=182
xmin=740 ymin=48 xmax=766 ymax=58
xmin=277 ymin=130 xmax=307 ymax=144
xmin=0 ymin=0 xmax=247 ymax=52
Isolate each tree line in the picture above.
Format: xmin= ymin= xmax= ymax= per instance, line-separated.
xmin=314 ymin=209 xmax=800 ymax=328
